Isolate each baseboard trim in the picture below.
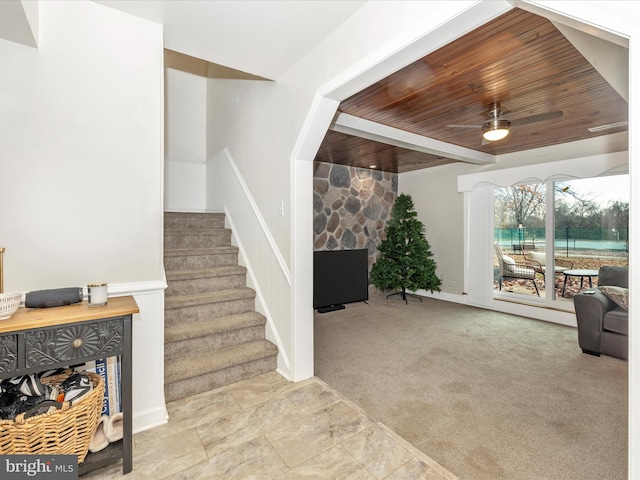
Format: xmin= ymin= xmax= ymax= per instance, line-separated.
xmin=411 ymin=288 xmax=577 ymax=327
xmin=133 ymin=406 xmax=169 ymax=434
xmin=106 ymin=280 xmax=167 ymax=297
xmin=275 ymin=367 xmax=291 ymax=382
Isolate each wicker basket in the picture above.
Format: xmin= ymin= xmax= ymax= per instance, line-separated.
xmin=0 ymin=292 xmax=21 ymax=320
xmin=0 ymin=371 xmax=104 ymax=463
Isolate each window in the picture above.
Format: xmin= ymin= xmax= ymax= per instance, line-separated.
xmin=493 ymin=175 xmax=629 ymax=308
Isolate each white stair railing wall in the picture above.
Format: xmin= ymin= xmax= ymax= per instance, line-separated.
xmin=206 ymin=149 xmax=292 ymax=379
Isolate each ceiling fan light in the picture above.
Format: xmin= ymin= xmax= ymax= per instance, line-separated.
xmin=483 ymin=127 xmax=509 ymax=141
xmin=482 ymin=118 xmax=511 ymax=141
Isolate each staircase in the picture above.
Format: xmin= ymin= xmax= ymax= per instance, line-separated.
xmin=163 ymin=212 xmax=278 ymax=403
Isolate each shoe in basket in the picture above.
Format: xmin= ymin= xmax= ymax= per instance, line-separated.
xmin=61 ymin=373 xmax=93 ymax=405
xmin=2 ymin=374 xmax=47 ymax=397
xmin=20 ymin=385 xmax=62 ymax=419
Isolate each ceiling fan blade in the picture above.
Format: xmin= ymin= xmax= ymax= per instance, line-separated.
xmin=510 ymin=110 xmax=563 ymax=127
xmin=446 ymin=124 xmax=481 ymax=129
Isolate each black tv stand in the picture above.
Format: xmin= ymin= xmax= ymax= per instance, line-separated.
xmin=317 ymin=304 xmax=346 ymax=313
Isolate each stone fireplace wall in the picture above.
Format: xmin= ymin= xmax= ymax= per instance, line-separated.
xmin=313 ymin=162 xmax=398 ymax=270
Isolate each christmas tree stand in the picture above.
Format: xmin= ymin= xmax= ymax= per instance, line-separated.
xmin=386 ymin=288 xmax=423 ymax=304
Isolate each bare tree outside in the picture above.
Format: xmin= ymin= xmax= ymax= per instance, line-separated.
xmin=494 ymin=182 xmax=607 ymax=229
xmin=495 ymin=184 xmax=546 ymax=228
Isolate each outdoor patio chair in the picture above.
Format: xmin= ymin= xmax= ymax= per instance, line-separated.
xmin=494 ymin=243 xmax=540 ymax=296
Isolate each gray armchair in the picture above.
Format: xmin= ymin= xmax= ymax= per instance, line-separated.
xmin=573 ymin=266 xmax=628 ymax=360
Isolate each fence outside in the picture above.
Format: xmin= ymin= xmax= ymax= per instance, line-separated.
xmin=495 ymin=227 xmax=629 ymax=255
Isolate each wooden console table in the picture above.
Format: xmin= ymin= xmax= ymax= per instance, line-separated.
xmin=0 ymin=295 xmax=138 ymax=475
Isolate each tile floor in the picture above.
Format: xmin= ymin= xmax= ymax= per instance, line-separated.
xmin=82 ymin=371 xmax=458 ymax=479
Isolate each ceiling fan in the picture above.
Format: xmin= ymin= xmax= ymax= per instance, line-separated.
xmin=447 ymin=102 xmax=563 ymax=143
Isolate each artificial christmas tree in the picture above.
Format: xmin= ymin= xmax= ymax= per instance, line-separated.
xmin=370 ymin=193 xmax=441 ymax=303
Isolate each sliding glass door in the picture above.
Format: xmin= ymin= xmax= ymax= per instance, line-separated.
xmin=553 ymin=176 xmax=629 ymax=303
xmin=494 ymin=175 xmax=629 ymax=309
xmin=494 ymin=183 xmax=546 ymax=298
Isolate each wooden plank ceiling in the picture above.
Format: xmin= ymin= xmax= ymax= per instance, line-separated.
xmin=314 ymin=8 xmax=628 ymax=173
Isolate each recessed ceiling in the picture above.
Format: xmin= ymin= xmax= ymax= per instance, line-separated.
xmin=315 ymin=8 xmax=629 ymax=173
xmin=315 ymin=130 xmax=459 ymax=173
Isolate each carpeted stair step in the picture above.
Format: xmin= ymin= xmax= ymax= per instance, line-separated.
xmin=163 ymin=211 xmax=279 ymax=403
xmin=164 ymin=340 xmax=278 ymax=402
xmin=164 ymin=288 xmax=257 ymax=326
xmin=164 ymin=228 xmax=232 ymax=249
xmin=165 ymin=311 xmax=267 ymax=358
xmin=165 ymin=265 xmax=247 ymax=296
xmin=164 ymin=246 xmax=239 ymax=271
xmin=164 ymin=212 xmax=226 ymax=230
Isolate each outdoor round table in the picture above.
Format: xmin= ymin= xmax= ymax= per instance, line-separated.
xmin=562 ymin=269 xmax=598 ymax=297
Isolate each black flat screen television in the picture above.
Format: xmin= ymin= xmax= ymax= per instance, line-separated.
xmin=313 ymin=249 xmax=369 ymax=312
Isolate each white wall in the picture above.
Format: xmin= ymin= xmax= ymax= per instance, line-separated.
xmin=0 ymin=1 xmax=163 ymax=289
xmin=164 ymin=66 xmax=207 ymax=212
xmin=165 ymin=67 xmax=206 ymax=163
xmin=164 ymin=159 xmax=206 ymax=212
xmin=0 ymin=1 xmax=167 ymax=432
xmin=207 ymin=78 xmax=289 ymax=242
xmin=400 ymin=163 xmax=471 ymax=295
xmin=0 ymin=0 xmax=39 ymax=48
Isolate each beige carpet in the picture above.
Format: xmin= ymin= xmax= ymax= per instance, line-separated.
xmin=314 ymin=291 xmax=628 ymax=480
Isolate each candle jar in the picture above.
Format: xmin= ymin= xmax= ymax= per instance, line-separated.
xmin=87 ymin=283 xmax=108 ymax=307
